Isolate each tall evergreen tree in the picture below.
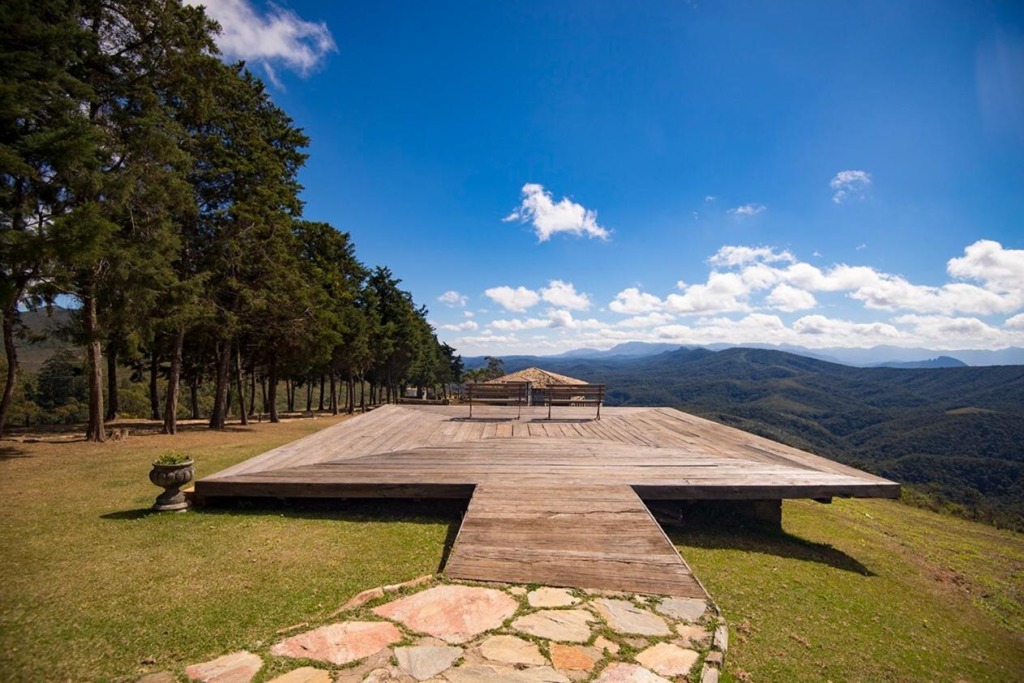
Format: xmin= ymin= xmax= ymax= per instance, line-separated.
xmin=0 ymin=0 xmax=97 ymax=437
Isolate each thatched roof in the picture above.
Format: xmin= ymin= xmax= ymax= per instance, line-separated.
xmin=487 ymin=367 xmax=588 ymax=388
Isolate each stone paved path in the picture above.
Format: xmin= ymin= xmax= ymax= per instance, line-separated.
xmin=141 ymin=576 xmax=726 ymax=683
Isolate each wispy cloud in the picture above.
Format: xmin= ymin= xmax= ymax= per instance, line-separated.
xmin=709 ymin=245 xmax=795 ymax=267
xmin=437 ymin=290 xmax=468 ymax=307
xmin=438 ymin=320 xmax=478 ymax=332
xmin=190 ymin=0 xmax=336 ymax=85
xmin=727 ymin=203 xmax=766 ymax=217
xmin=503 ymin=183 xmax=610 ymax=242
xmin=830 ymin=170 xmax=872 ymax=203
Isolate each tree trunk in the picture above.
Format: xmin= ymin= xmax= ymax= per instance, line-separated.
xmin=360 ymin=378 xmax=367 ymax=413
xmin=209 ymin=339 xmax=231 ymax=429
xmin=268 ymin=361 xmax=279 ymax=423
xmin=329 ymin=369 xmax=338 ymax=415
xmin=286 ymin=379 xmax=295 ymax=412
xmin=105 ymin=346 xmax=118 ymax=421
xmin=0 ymin=303 xmax=20 ymax=438
xmin=148 ymin=348 xmax=160 ymax=421
xmin=305 ymin=381 xmax=313 ymax=412
xmin=162 ymin=325 xmax=184 ymax=434
xmin=318 ymin=374 xmax=325 ymax=411
xmin=260 ymin=375 xmax=268 ymax=414
xmin=347 ymin=375 xmax=354 ymax=414
xmin=189 ymin=379 xmax=199 ymax=419
xmin=83 ymin=291 xmax=105 ymax=442
xmin=235 ymin=345 xmax=247 ymax=426
xmin=248 ymin=370 xmax=256 ymax=416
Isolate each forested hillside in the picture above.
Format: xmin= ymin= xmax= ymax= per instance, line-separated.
xmin=497 ymin=348 xmax=1024 ymax=530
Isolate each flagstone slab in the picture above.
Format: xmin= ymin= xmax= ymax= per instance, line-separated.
xmin=701 ymin=667 xmax=721 ymax=683
xmin=549 ymin=644 xmax=598 ymax=672
xmin=675 ymin=623 xmax=712 ymax=647
xmin=594 ymin=636 xmax=620 ymax=655
xmin=444 ymin=664 xmax=569 ymax=683
xmin=593 ymin=599 xmax=670 ymax=637
xmin=480 ymin=635 xmax=547 ymax=666
xmin=593 ymin=663 xmax=672 ymax=683
xmin=655 ymin=597 xmax=707 ymax=623
xmin=270 ymin=621 xmax=401 ymax=665
xmin=395 ymin=645 xmax=463 ymax=681
xmin=512 ymin=609 xmax=594 ymax=643
xmin=185 ymin=651 xmax=262 ymax=683
xmin=265 ymin=667 xmax=332 ymax=683
xmin=374 ymin=585 xmax=518 ymax=643
xmin=634 ymin=643 xmax=700 ymax=677
xmin=528 ymin=587 xmax=578 ymax=608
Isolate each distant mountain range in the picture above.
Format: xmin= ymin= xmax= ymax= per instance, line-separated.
xmin=466 ymin=341 xmax=1024 ymax=368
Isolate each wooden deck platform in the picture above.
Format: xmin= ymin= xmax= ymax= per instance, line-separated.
xmin=197 ymin=405 xmax=900 ymax=501
xmin=195 ymin=405 xmax=899 ymax=595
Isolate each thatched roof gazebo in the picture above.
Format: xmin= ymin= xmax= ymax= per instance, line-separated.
xmin=485 ymin=367 xmax=589 ymax=406
xmin=486 ymin=367 xmax=588 ymax=388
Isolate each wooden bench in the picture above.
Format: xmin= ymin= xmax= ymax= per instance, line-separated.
xmin=463 ymin=381 xmax=530 ymax=419
xmin=546 ymin=384 xmax=606 ymax=420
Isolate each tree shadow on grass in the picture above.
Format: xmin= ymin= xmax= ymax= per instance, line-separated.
xmin=657 ymin=504 xmax=876 ymax=577
xmin=101 ymin=497 xmax=467 ymax=574
xmin=0 ymin=444 xmax=32 ymax=460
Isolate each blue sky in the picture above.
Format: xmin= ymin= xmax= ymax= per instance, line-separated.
xmin=194 ymin=0 xmax=1024 ymax=355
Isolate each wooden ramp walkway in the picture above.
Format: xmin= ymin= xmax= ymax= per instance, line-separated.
xmin=446 ymin=483 xmax=706 ymax=598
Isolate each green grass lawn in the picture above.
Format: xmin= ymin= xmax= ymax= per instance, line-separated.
xmin=0 ymin=417 xmax=459 ymax=683
xmin=2 ymin=417 xmax=1022 ymax=682
xmin=673 ymin=499 xmax=1024 ymax=682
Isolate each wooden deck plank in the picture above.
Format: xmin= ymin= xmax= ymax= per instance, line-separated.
xmin=445 ymin=483 xmax=707 ymax=597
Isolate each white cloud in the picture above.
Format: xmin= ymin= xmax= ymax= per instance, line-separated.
xmin=438 ymin=320 xmax=478 ymax=332
xmin=616 ymin=312 xmax=675 ymax=328
xmin=540 ymin=280 xmax=591 ymax=311
xmin=463 ymin=311 xmax=475 ymax=318
xmin=609 ymin=287 xmax=664 ymax=314
xmin=709 ymin=245 xmax=795 ymax=267
xmin=484 ymin=285 xmax=540 ymax=312
xmin=503 ymin=183 xmax=610 ymax=242
xmin=704 ymin=195 xmax=716 ymax=203
xmin=489 ymin=317 xmax=551 ymax=332
xmin=892 ymin=314 xmax=1004 ymax=341
xmin=190 ymin=0 xmax=336 ymax=84
xmin=856 ymin=243 xmax=867 ymax=251
xmin=665 ymin=272 xmax=752 ymax=315
xmin=766 ymin=284 xmax=817 ymax=312
xmin=793 ymin=315 xmax=901 ymax=341
xmin=831 ymin=170 xmax=872 ymax=203
xmin=437 ymin=290 xmax=468 ymax=307
xmin=546 ymin=310 xmax=604 ymax=330
xmin=727 ymin=203 xmax=766 ymax=217
xmin=1005 ymin=313 xmax=1024 ymax=329
xmin=946 ymin=239 xmax=1024 ymax=293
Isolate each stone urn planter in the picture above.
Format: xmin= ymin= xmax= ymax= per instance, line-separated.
xmin=149 ymin=457 xmax=195 ymax=512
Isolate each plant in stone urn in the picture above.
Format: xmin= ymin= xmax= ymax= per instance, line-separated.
xmin=149 ymin=452 xmax=195 ymax=512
